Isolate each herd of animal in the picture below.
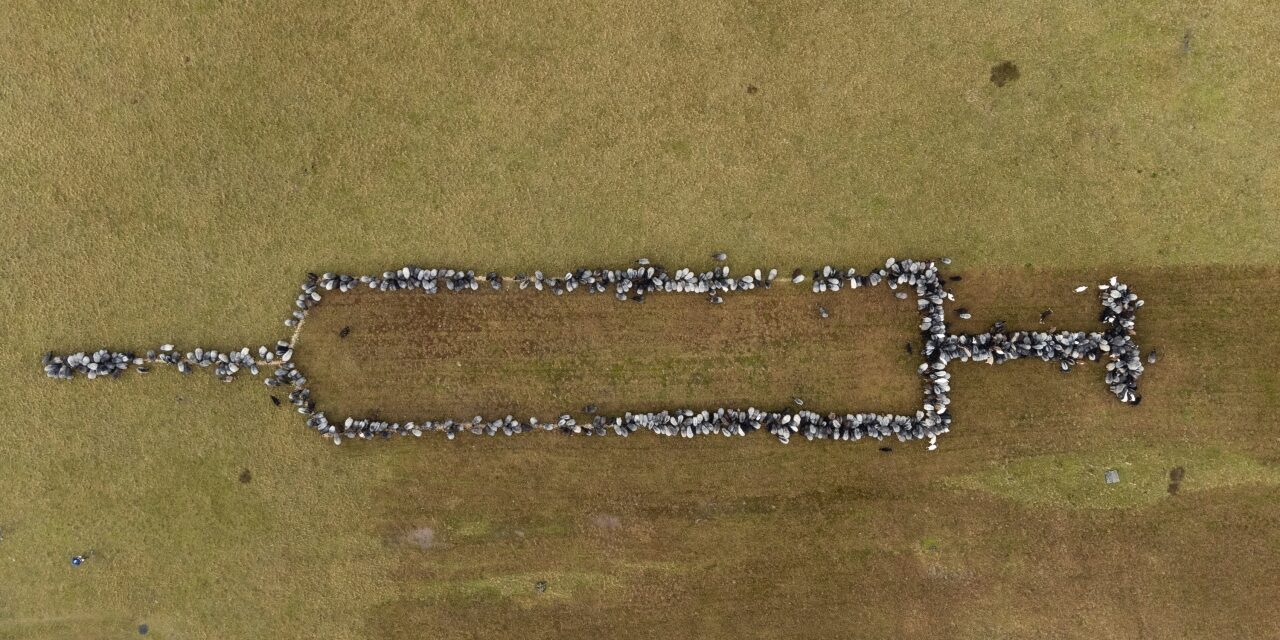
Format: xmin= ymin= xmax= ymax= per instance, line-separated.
xmin=41 ymin=257 xmax=1147 ymax=448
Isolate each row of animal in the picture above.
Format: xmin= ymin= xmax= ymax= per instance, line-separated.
xmin=301 ymin=408 xmax=944 ymax=447
xmin=43 ymin=341 xmax=295 ymax=382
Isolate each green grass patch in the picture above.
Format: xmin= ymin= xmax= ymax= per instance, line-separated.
xmin=411 ymin=561 xmax=680 ymax=609
xmin=920 ymin=536 xmax=941 ymax=553
xmin=414 ymin=570 xmax=622 ymax=607
xmin=949 ymin=446 xmax=1280 ymax=509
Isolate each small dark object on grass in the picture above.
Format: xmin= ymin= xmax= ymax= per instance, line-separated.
xmin=879 ymin=446 xmax=892 ymax=453
xmin=584 ymin=404 xmax=597 ymax=414
xmin=949 ymin=275 xmax=963 ymax=282
xmin=535 ymin=580 xmax=548 ymax=593
xmin=746 ymin=84 xmax=758 ymax=94
xmin=270 ymin=395 xmax=280 ymax=406
xmin=904 ymin=342 xmax=913 ymax=355
xmin=139 ymin=623 xmax=149 ymax=635
xmin=71 ymin=554 xmax=87 ymax=567
xmin=339 ymin=326 xmax=351 ymax=339
xmin=1166 ymin=468 xmax=1181 ymax=493
xmin=991 ymin=320 xmax=1006 ymax=332
xmin=1039 ymin=309 xmax=1053 ymax=323
xmin=239 ymin=469 xmax=253 ymax=484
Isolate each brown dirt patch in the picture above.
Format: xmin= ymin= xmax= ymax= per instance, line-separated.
xmin=295 ymin=285 xmax=922 ymax=422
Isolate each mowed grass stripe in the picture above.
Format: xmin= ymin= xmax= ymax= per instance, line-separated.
xmin=295 ymin=285 xmax=923 ymax=422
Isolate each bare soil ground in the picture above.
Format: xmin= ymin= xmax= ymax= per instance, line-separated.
xmin=296 ymin=284 xmax=922 ymax=421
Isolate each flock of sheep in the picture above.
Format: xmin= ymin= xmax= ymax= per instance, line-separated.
xmin=41 ymin=257 xmax=1147 ymax=448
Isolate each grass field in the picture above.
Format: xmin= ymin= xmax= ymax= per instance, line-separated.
xmin=2 ymin=2 xmax=1279 ymax=638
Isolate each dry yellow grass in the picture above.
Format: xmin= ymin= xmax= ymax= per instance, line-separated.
xmin=2 ymin=2 xmax=1279 ymax=638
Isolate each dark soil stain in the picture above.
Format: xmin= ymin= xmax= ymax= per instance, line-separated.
xmin=1168 ymin=466 xmax=1185 ymax=494
xmin=1167 ymin=466 xmax=1186 ymax=494
xmin=239 ymin=469 xmax=253 ymax=484
xmin=339 ymin=326 xmax=351 ymax=339
xmin=990 ymin=61 xmax=1020 ymax=87
xmin=746 ymin=84 xmax=759 ymax=95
